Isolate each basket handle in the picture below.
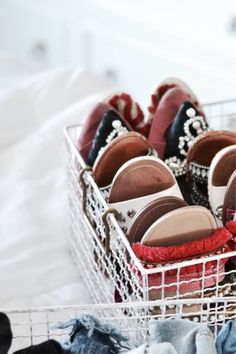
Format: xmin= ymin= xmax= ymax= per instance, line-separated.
xmin=79 ymin=167 xmax=119 ymax=255
xmin=102 ymin=208 xmax=120 ymax=255
xmin=79 ymin=166 xmax=92 ymax=214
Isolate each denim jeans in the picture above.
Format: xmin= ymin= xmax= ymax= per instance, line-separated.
xmin=54 ymin=314 xmax=129 ymax=354
xmin=216 ymin=320 xmax=236 ymax=354
xmin=149 ymin=319 xmax=217 ymax=354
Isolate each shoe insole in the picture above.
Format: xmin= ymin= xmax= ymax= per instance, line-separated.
xmin=128 ymin=196 xmax=187 ymax=244
xmin=93 ymin=132 xmax=151 ymax=188
xmin=109 ymin=157 xmax=175 ymax=203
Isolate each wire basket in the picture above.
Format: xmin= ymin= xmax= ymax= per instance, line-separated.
xmin=64 ymin=98 xmax=236 ymax=311
xmin=4 ymin=298 xmax=236 ymax=353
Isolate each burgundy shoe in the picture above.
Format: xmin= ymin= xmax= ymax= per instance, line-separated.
xmin=78 ymin=102 xmax=111 ymax=160
xmin=105 ymin=92 xmax=148 ymax=136
xmin=148 ymin=78 xmax=203 ymax=159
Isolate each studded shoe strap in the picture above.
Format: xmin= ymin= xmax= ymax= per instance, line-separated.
xmin=99 ymin=148 xmax=157 ymax=203
xmin=189 ymin=161 xmax=209 ymax=183
xmin=164 ymin=108 xmax=208 ymax=177
xmin=191 ymin=180 xmax=210 ymax=208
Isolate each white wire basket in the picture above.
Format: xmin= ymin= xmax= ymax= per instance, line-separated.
xmin=64 ymin=98 xmax=236 ymax=314
xmin=4 ymin=298 xmax=236 ymax=353
xmin=3 ymin=99 xmax=235 ymax=354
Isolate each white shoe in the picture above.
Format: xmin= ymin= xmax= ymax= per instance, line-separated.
xmin=109 ymin=156 xmax=183 ymax=233
xmin=208 ymin=145 xmax=236 ymax=225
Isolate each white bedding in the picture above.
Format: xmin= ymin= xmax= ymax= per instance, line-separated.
xmin=0 ymin=55 xmax=113 ymax=308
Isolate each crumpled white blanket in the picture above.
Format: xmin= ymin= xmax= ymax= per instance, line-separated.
xmin=0 ymin=55 xmax=113 ymax=307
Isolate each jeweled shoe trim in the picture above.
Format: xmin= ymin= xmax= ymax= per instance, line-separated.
xmin=165 ymin=107 xmax=208 ymax=177
xmin=165 ymin=156 xmax=186 ymax=177
xmin=191 ymin=180 xmax=210 ymax=208
xmin=189 ymin=162 xmax=209 ymax=183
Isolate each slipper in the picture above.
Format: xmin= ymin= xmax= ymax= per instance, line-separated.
xmin=147 ymin=77 xmax=203 ymax=123
xmin=164 ymin=101 xmax=208 ymax=177
xmin=223 ymin=170 xmax=236 ymax=225
xmin=87 ymin=109 xmax=132 ymax=166
xmin=148 ymin=78 xmax=204 ymax=159
xmin=93 ymin=132 xmax=154 ymax=199
xmin=132 ymin=225 xmax=232 ymax=295
xmin=186 ymin=130 xmax=236 ymax=207
xmin=208 ymin=145 xmax=236 ymax=224
xmin=78 ymin=92 xmax=143 ymax=160
xmin=140 ymin=205 xmax=217 ymax=247
xmin=105 ymin=92 xmax=148 ymax=136
xmin=128 ymin=196 xmax=187 ymax=244
xmin=78 ymin=102 xmax=111 ymax=160
xmin=109 ymin=156 xmax=183 ymax=232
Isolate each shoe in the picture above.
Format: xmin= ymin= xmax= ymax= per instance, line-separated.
xmin=148 ymin=91 xmax=203 ymax=160
xmin=78 ymin=102 xmax=111 ymax=160
xmin=109 ymin=156 xmax=183 ymax=232
xmin=164 ymin=101 xmax=208 ymax=177
xmin=148 ymin=78 xmax=204 ymax=159
xmin=223 ymin=169 xmax=236 ymax=225
xmin=105 ymin=92 xmax=148 ymax=136
xmin=128 ymin=196 xmax=187 ymax=244
xmin=132 ymin=222 xmax=233 ymax=295
xmin=140 ymin=205 xmax=217 ymax=247
xmin=93 ymin=132 xmax=154 ymax=200
xmin=147 ymin=77 xmax=203 ymax=123
xmin=208 ymin=145 xmax=236 ymax=225
xmin=186 ymin=130 xmax=236 ymax=208
xmin=87 ymin=109 xmax=132 ymax=166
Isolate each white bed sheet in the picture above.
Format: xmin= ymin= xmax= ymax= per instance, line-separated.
xmin=0 ymin=56 xmax=113 ymax=308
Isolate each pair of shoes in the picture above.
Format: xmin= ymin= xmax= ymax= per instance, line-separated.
xmin=148 ymin=78 xmax=205 ymax=162
xmin=187 ymin=131 xmax=236 ymax=222
xmin=78 ymin=91 xmax=146 ymax=162
xmin=78 ymin=77 xmax=207 ymax=171
xmin=130 ymin=202 xmax=234 ymax=297
xmin=92 ymin=132 xmax=156 ymax=203
xmin=208 ymin=145 xmax=236 ymax=225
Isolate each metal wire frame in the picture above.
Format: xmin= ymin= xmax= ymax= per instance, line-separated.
xmin=3 ymin=297 xmax=236 ymax=353
xmin=64 ymin=98 xmax=236 ymax=311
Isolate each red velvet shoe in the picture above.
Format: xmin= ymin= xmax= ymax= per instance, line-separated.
xmin=132 ymin=224 xmax=233 ymax=296
xmin=148 ymin=78 xmax=204 ymax=160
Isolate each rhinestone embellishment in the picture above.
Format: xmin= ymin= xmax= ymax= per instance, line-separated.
xmin=106 ymin=120 xmax=128 ymax=144
xmin=178 ymin=108 xmax=207 ymax=157
xmin=189 ymin=162 xmax=209 ymax=183
xmin=165 ymin=107 xmax=208 ymax=177
xmin=191 ymin=180 xmax=210 ymax=208
xmin=97 ymin=120 xmax=128 ymax=158
xmin=165 ymin=156 xmax=186 ymax=177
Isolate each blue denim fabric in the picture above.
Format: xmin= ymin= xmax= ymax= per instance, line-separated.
xmin=216 ymin=320 xmax=236 ymax=354
xmin=149 ymin=319 xmax=216 ymax=354
xmin=54 ymin=314 xmax=129 ymax=354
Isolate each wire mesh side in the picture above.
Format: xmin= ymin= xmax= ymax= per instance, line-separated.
xmin=65 ymin=127 xmax=145 ymax=307
xmin=65 ymin=120 xmax=236 ymax=308
xmin=4 ymin=298 xmax=236 ymax=352
xmin=64 ymin=99 xmax=236 ymax=316
xmin=203 ymin=98 xmax=236 ymax=131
